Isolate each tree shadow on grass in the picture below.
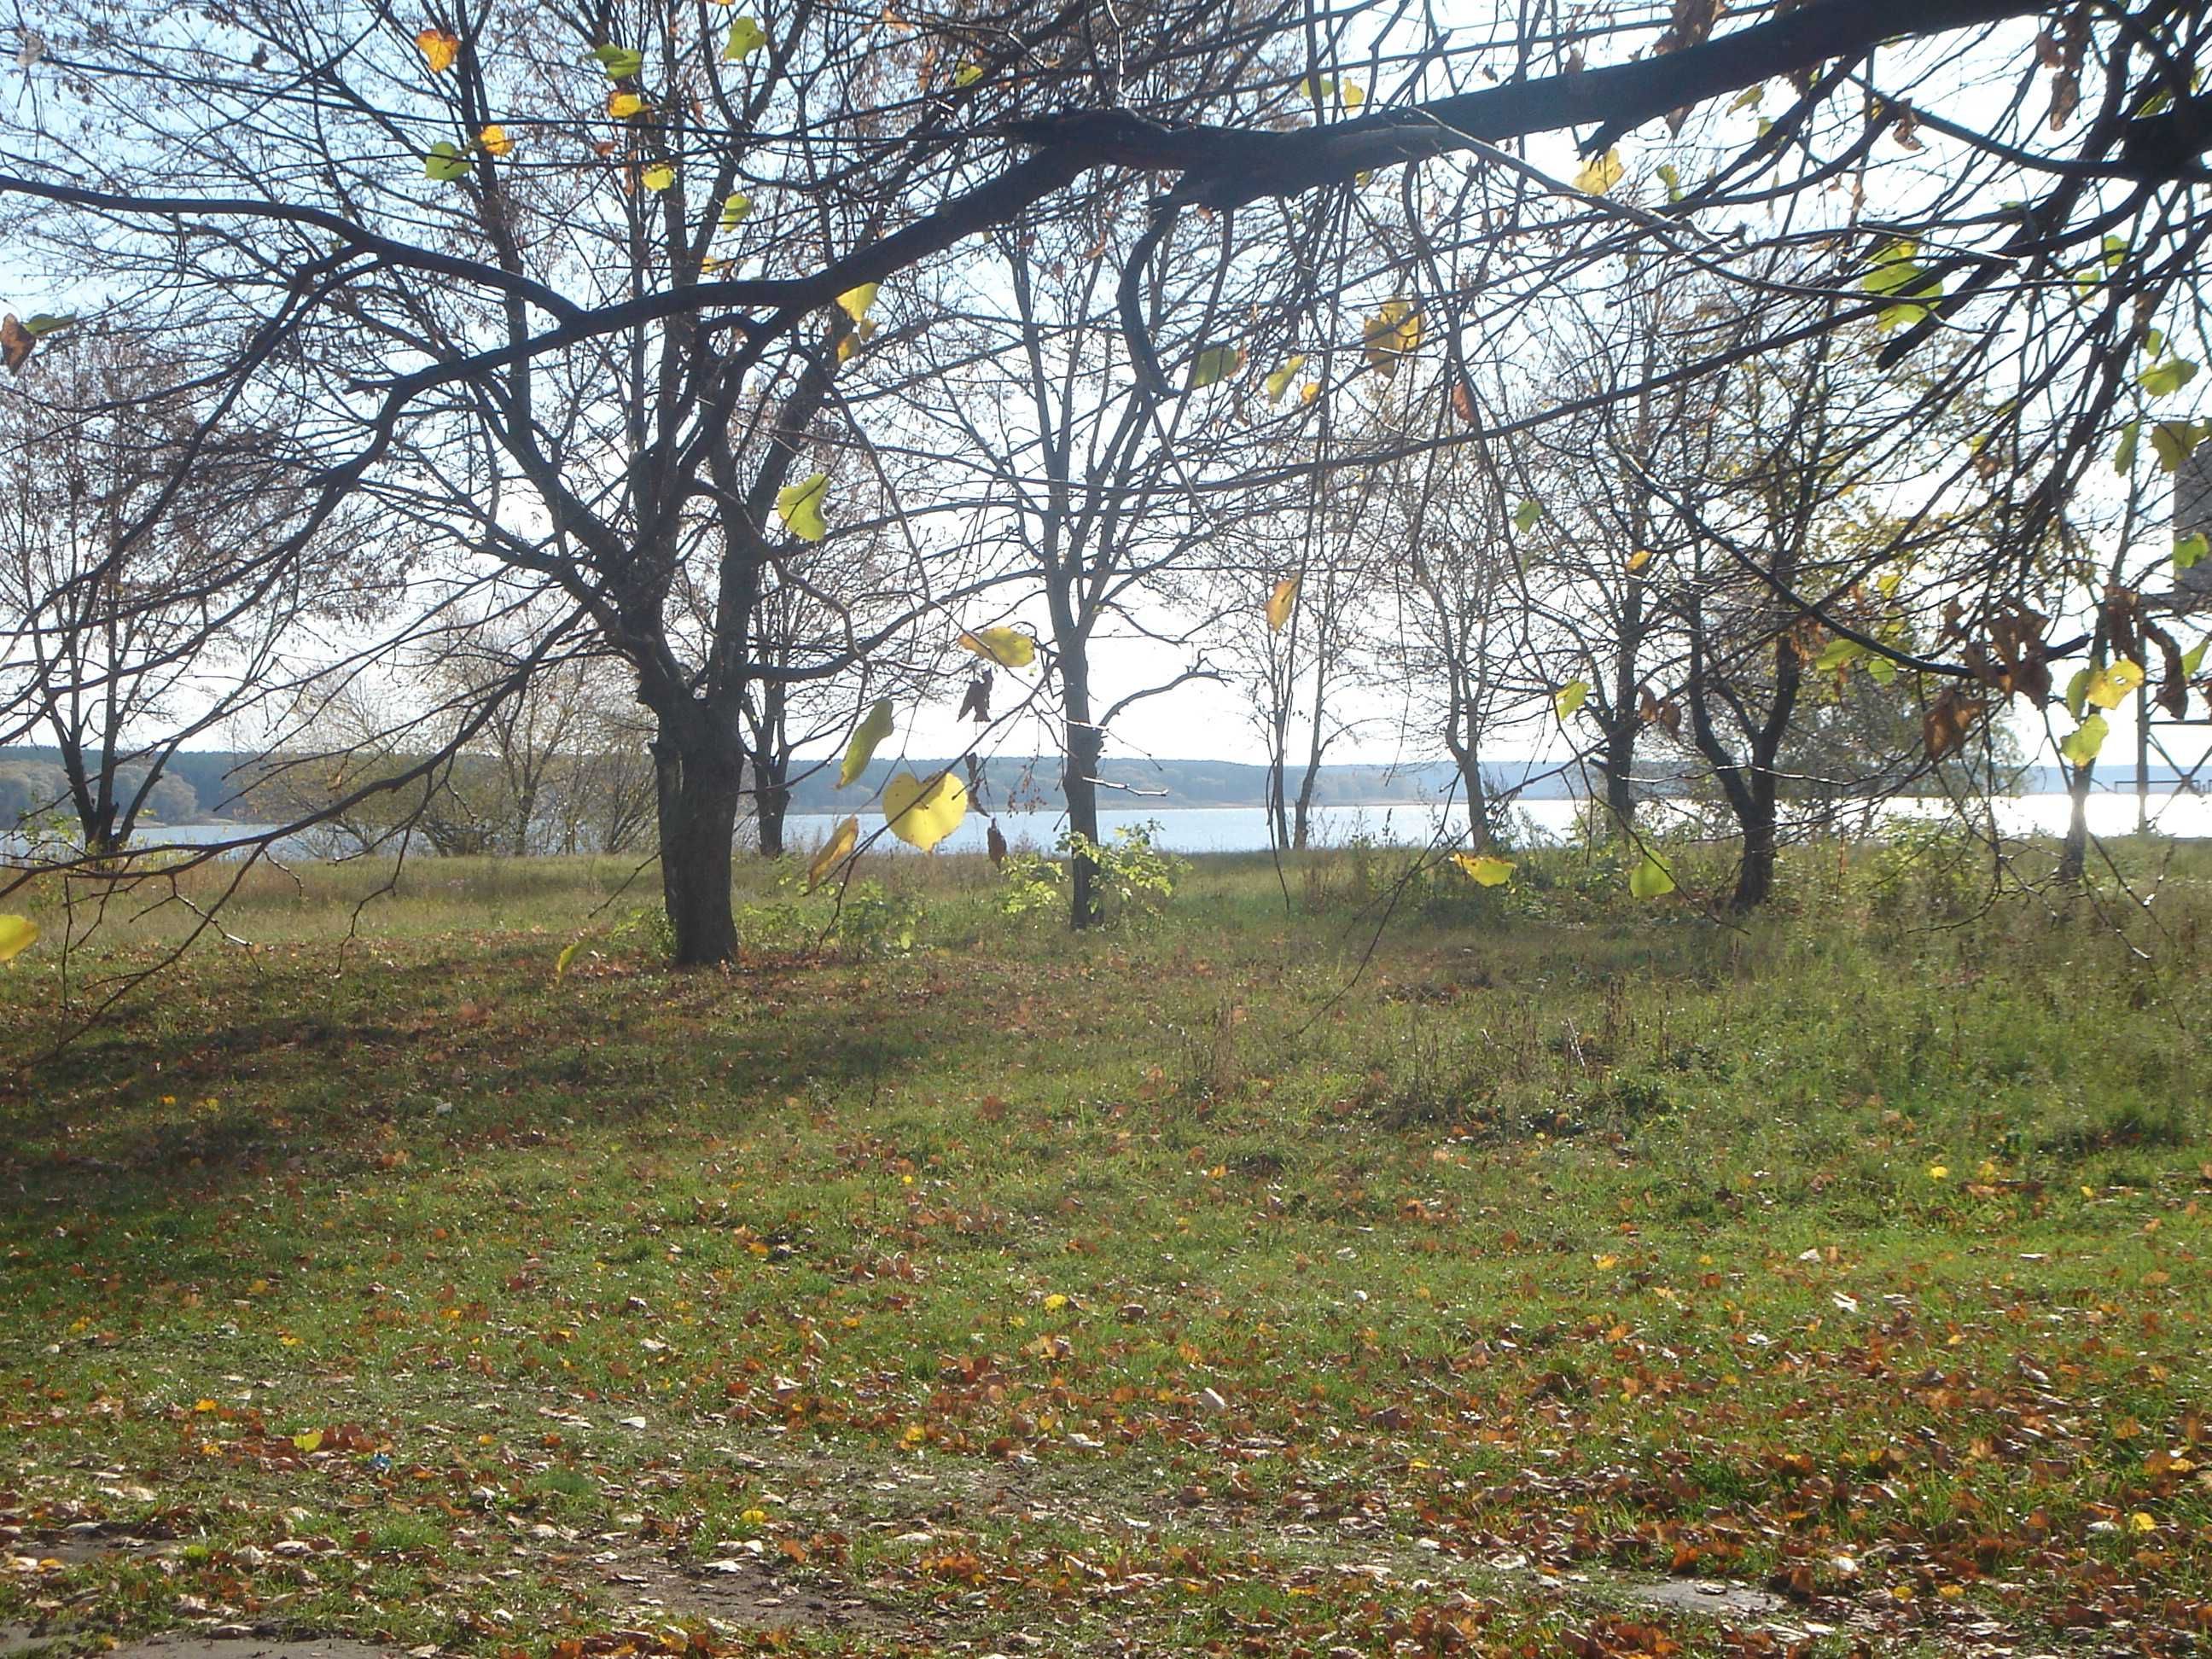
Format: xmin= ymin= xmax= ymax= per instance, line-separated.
xmin=0 ymin=944 xmax=944 ymax=1259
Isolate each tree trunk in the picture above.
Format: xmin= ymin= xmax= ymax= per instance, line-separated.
xmin=1264 ymin=735 xmax=1289 ymax=851
xmin=754 ymin=742 xmax=791 ymax=859
xmin=1290 ymin=763 xmax=1319 ymax=850
xmin=1732 ymin=778 xmax=1778 ymax=911
xmin=755 ymin=780 xmax=790 ymax=859
xmin=2059 ymin=759 xmax=2094 ymax=883
xmin=1063 ymin=666 xmax=1103 ymax=930
xmin=1598 ymin=715 xmax=1638 ymax=841
xmin=1452 ymin=745 xmax=1492 ymax=851
xmin=749 ymin=682 xmax=792 ymax=859
xmin=653 ymin=726 xmax=744 ymax=965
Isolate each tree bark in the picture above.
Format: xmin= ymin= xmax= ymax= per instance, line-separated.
xmin=653 ymin=725 xmax=745 ymax=966
xmin=1732 ymin=778 xmax=1778 ymax=911
xmin=1450 ymin=742 xmax=1491 ymax=851
xmin=2059 ymin=758 xmax=2094 ymax=883
xmin=1063 ymin=686 xmax=1103 ymax=930
xmin=755 ymin=773 xmax=791 ymax=859
xmin=1598 ymin=714 xmax=1639 ymax=841
xmin=1291 ymin=661 xmax=1329 ymax=849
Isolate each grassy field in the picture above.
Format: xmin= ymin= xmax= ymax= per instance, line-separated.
xmin=1 ymin=836 xmax=2208 ymax=1659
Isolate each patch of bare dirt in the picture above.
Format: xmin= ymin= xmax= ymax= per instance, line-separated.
xmin=597 ymin=1549 xmax=897 ymax=1634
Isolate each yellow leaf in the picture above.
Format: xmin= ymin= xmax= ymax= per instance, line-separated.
xmin=1554 ymin=679 xmax=1589 ymax=719
xmin=1573 ymin=147 xmax=1625 ymax=195
xmin=836 ymin=317 xmax=876 ymax=363
xmin=1300 ymin=381 xmax=1319 ymax=404
xmin=477 ymin=123 xmax=515 ymax=156
xmin=835 ymin=282 xmax=879 ymax=323
xmin=776 ymin=471 xmax=829 ymax=540
xmin=1451 ymin=853 xmax=1514 ymax=887
xmin=806 ymin=815 xmax=859 ymax=892
xmin=416 ymin=26 xmax=459 ymax=73
xmin=2085 ymin=658 xmax=2145 ymax=709
xmin=1266 ymin=575 xmax=1299 ymax=632
xmin=882 ymin=771 xmax=967 ymax=851
xmin=952 ymin=61 xmax=983 ymax=86
xmin=1264 ymin=353 xmax=1307 ymax=403
xmin=1042 ymin=1293 xmax=1068 ymax=1312
xmin=555 ymin=939 xmax=580 ymax=977
xmin=960 ymin=626 xmax=1036 ymax=669
xmin=0 ymin=914 xmax=37 ymax=963
xmin=2130 ymin=1511 xmax=2157 ymax=1534
xmin=642 ymin=163 xmax=674 ymax=192
xmin=838 ymin=699 xmax=893 ymax=789
xmin=1927 ymin=1164 xmax=1949 ymax=1180
xmin=293 ymin=1429 xmax=323 ymax=1452
xmin=1628 ymin=854 xmax=1676 ymax=899
xmin=1362 ymin=299 xmax=1420 ymax=376
xmin=1626 ymin=548 xmax=1652 ymax=573
xmin=608 ymin=90 xmax=645 ymax=119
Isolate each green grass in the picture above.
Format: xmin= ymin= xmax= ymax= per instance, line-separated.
xmin=0 ymin=841 xmax=2208 ymax=1657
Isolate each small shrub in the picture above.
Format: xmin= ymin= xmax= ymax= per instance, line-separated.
xmin=998 ymin=820 xmax=1190 ymax=923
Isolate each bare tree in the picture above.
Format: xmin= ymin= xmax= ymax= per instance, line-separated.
xmin=0 ymin=324 xmax=360 ymax=856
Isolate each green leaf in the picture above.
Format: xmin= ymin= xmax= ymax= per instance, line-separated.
xmin=838 ymin=700 xmax=894 ymax=789
xmin=1511 ymin=500 xmax=1543 ymax=533
xmin=1727 ymin=84 xmax=1765 ymax=114
xmin=2139 ymin=357 xmax=2198 ymax=398
xmin=2064 ymin=667 xmax=2093 ymax=721
xmin=423 ymin=141 xmax=473 ymax=182
xmin=1264 ymin=354 xmax=1307 ymax=404
xmin=1813 ymin=636 xmax=1866 ymax=673
xmin=2177 ymin=532 xmax=2209 ymax=572
xmin=2115 ymin=420 xmax=2139 ymax=472
xmin=1188 ymin=345 xmax=1243 ymax=389
xmin=776 ymin=471 xmax=829 ymax=541
xmin=2184 ymin=637 xmax=2209 ymax=676
xmin=21 ymin=313 xmax=73 ymax=337
xmin=952 ymin=61 xmax=983 ymax=87
xmin=555 ymin=939 xmax=581 ymax=977
xmin=721 ymin=15 xmax=766 ymax=61
xmin=1628 ymin=854 xmax=1676 ymax=899
xmin=588 ymin=44 xmax=644 ymax=79
xmin=2151 ymin=420 xmax=2205 ymax=474
xmin=2059 ymin=713 xmax=2109 ymax=767
xmin=1656 ymin=162 xmax=1683 ymax=203
xmin=1862 ymin=240 xmax=1937 ymax=302
xmin=1554 ymin=679 xmax=1589 ymax=719
xmin=1866 ymin=654 xmax=1898 ymax=687
xmin=719 ymin=191 xmax=753 ymax=230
